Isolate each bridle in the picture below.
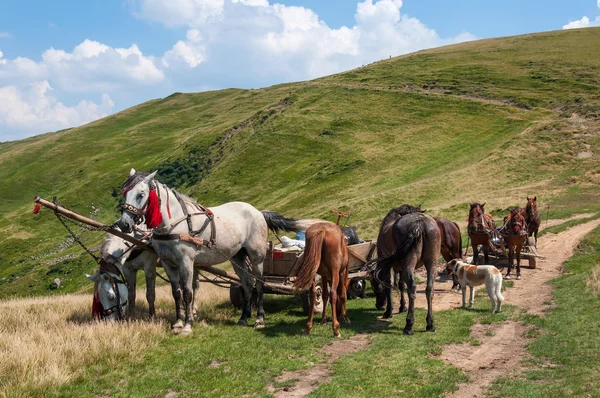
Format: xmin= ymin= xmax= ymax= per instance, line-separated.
xmin=121 ymin=181 xmax=160 ymax=225
xmin=97 ymin=259 xmax=128 ymax=320
xmin=468 ymin=207 xmax=490 ymax=234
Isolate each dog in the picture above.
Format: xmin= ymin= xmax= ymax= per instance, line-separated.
xmin=446 ymin=259 xmax=504 ymax=313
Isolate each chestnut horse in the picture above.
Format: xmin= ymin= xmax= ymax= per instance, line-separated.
xmin=468 ymin=203 xmax=497 ymax=265
xmin=374 ymin=205 xmax=441 ymax=335
xmin=525 ymin=196 xmax=540 ymax=244
xmin=503 ymin=207 xmax=528 ymax=280
xmin=434 ymin=217 xmax=463 ymax=290
xmin=293 ymin=221 xmax=350 ymax=338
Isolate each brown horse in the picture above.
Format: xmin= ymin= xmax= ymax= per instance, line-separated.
xmin=468 ymin=203 xmax=497 ymax=265
xmin=374 ymin=205 xmax=441 ymax=335
xmin=293 ymin=221 xmax=350 ymax=338
xmin=503 ymin=207 xmax=528 ymax=280
xmin=525 ymin=196 xmax=540 ymax=244
xmin=434 ymin=217 xmax=463 ymax=290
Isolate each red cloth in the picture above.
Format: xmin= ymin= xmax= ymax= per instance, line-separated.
xmin=145 ymin=189 xmax=163 ymax=229
xmin=92 ymin=294 xmax=103 ymax=319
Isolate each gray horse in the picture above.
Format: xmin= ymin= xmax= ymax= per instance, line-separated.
xmin=117 ymin=169 xmax=316 ymax=335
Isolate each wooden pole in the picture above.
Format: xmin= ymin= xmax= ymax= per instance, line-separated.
xmin=34 ymin=196 xmax=149 ymax=248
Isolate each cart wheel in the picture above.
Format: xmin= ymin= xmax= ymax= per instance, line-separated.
xmin=347 ymin=279 xmax=366 ymax=299
xmin=229 ymin=284 xmax=244 ymax=309
xmin=528 ymin=256 xmax=537 ymax=269
xmin=301 ymin=276 xmax=324 ymax=316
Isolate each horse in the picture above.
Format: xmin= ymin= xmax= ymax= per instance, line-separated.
xmin=85 ymin=263 xmax=128 ymax=321
xmin=503 ymin=207 xmax=528 ymax=280
xmin=373 ymin=204 xmax=441 ymax=335
xmin=467 ymin=202 xmax=497 ymax=265
xmin=292 ymin=221 xmax=350 ymax=338
xmin=117 ymin=169 xmax=317 ymax=335
xmin=434 ymin=217 xmax=463 ymax=290
xmin=525 ymin=196 xmax=540 ymax=245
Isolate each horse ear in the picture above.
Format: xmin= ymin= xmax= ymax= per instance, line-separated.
xmin=85 ymin=273 xmax=97 ymax=282
xmin=481 ymin=202 xmax=486 ymax=207
xmin=129 ymin=168 xmax=136 ymax=176
xmin=144 ymin=170 xmax=158 ymax=182
xmin=534 ymin=196 xmax=537 ymax=201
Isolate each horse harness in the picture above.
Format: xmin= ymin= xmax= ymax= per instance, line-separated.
xmin=152 ymin=189 xmax=217 ymax=249
xmin=98 ymin=258 xmax=127 ymax=320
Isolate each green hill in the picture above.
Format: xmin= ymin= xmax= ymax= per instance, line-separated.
xmin=2 ymin=27 xmax=600 ymax=298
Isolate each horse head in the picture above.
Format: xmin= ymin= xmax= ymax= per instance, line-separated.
xmin=85 ymin=270 xmax=127 ymax=321
xmin=468 ymin=202 xmax=487 ymax=232
xmin=508 ymin=207 xmax=526 ymax=234
xmin=117 ymin=168 xmax=161 ymax=233
xmin=526 ymin=196 xmax=538 ymax=218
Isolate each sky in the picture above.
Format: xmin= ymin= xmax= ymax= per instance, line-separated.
xmin=1 ymin=0 xmax=599 ymax=142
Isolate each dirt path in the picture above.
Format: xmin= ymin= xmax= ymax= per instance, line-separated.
xmin=437 ymin=217 xmax=600 ymax=397
xmin=453 ymin=212 xmax=596 ymax=233
xmin=266 ymin=217 xmax=600 ymax=397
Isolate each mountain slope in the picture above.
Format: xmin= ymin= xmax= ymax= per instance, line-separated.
xmin=2 ymin=28 xmax=600 ymax=297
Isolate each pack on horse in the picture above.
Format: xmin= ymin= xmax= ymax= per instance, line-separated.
xmin=117 ymin=169 xmax=318 ymax=335
xmin=467 ymin=203 xmax=498 ymax=265
xmin=525 ymin=196 xmax=540 ymax=245
xmin=293 ymin=221 xmax=350 ymax=338
xmin=502 ymin=207 xmax=528 ymax=280
xmin=373 ymin=204 xmax=441 ymax=335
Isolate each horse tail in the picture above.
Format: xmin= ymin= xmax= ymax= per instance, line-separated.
xmin=261 ymin=210 xmax=321 ymax=233
xmin=292 ymin=228 xmax=324 ymax=293
xmin=392 ymin=216 xmax=425 ymax=260
xmin=453 ymin=221 xmax=463 ymax=258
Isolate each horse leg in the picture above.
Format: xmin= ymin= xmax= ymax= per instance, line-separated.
xmin=516 ymin=243 xmax=522 ymax=280
xmin=425 ymin=262 xmax=436 ymax=332
xmin=483 ymin=242 xmax=490 ymax=264
xmin=471 ymin=241 xmax=478 ymax=264
xmin=163 ymin=263 xmax=184 ymax=332
xmin=402 ymin=268 xmax=416 ymax=335
xmin=339 ymin=269 xmax=350 ymax=324
xmin=330 ymin=272 xmax=341 ymax=338
xmin=320 ymin=282 xmax=329 ymax=324
xmin=304 ymin=280 xmax=317 ymax=335
xmin=506 ymin=245 xmax=513 ymax=279
xmin=246 ymin=248 xmax=266 ymax=329
xmin=232 ymin=250 xmax=253 ymax=327
xmin=191 ymin=268 xmax=200 ymax=320
xmin=123 ymin=266 xmax=137 ymax=318
xmin=397 ymin=272 xmax=407 ymax=313
xmin=179 ymin=258 xmax=195 ymax=336
xmin=145 ymin=261 xmax=157 ymax=318
xmin=382 ymin=267 xmax=394 ymax=319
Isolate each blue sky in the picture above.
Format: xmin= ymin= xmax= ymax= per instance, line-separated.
xmin=1 ymin=0 xmax=599 ymax=141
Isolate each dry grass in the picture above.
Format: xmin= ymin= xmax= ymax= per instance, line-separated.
xmin=0 ymin=282 xmax=230 ymax=397
xmin=586 ymin=265 xmax=600 ymax=295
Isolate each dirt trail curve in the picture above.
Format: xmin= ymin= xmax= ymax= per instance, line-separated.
xmin=440 ymin=216 xmax=600 ymax=397
xmin=266 ymin=216 xmax=600 ymax=397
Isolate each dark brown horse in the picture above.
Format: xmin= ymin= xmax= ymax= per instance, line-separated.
xmin=525 ymin=196 xmax=540 ymax=245
xmin=293 ymin=221 xmax=350 ymax=338
xmin=434 ymin=217 xmax=463 ymax=290
xmin=374 ymin=205 xmax=441 ymax=335
xmin=468 ymin=203 xmax=497 ymax=265
xmin=503 ymin=207 xmax=528 ymax=280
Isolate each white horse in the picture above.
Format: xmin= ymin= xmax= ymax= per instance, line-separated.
xmin=85 ymin=268 xmax=128 ymax=321
xmin=116 ymin=169 xmax=315 ymax=335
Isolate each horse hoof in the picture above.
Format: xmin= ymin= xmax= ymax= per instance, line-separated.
xmin=383 ymin=311 xmax=393 ymax=319
xmin=426 ymin=325 xmax=436 ymax=333
xmin=303 ymin=329 xmax=311 ymax=335
xmin=171 ymin=320 xmax=184 ymax=330
xmin=504 ymin=275 xmax=511 ymax=280
xmin=237 ymin=319 xmax=248 ymax=327
xmin=180 ymin=324 xmax=192 ymax=336
xmin=254 ymin=320 xmax=265 ymax=329
xmin=403 ymin=328 xmax=414 ymax=336
xmin=334 ymin=332 xmax=342 ymax=339
xmin=516 ymin=275 xmax=521 ymax=280
xmin=399 ymin=306 xmax=407 ymax=313
xmin=376 ymin=305 xmax=385 ymax=311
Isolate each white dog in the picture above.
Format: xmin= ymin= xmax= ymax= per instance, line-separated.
xmin=446 ymin=259 xmax=504 ymax=313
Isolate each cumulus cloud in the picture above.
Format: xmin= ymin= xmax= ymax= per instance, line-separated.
xmin=563 ymin=1 xmax=600 ymax=29
xmin=0 ymin=81 xmax=114 ymax=142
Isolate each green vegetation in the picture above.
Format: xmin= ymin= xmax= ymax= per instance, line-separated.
xmin=490 ymin=226 xmax=600 ymax=397
xmin=2 ymin=28 xmax=600 ymax=300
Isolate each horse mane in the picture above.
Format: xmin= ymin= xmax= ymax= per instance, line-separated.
xmin=380 ymin=204 xmax=424 ymax=229
xmin=121 ymin=171 xmax=150 ymax=196
xmin=470 ymin=202 xmax=484 ymax=210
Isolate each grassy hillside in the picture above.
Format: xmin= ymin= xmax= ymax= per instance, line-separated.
xmin=2 ymin=28 xmax=600 ymax=298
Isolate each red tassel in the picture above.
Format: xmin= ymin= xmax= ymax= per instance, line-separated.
xmin=145 ymin=189 xmax=163 ymax=229
xmin=33 ymin=203 xmax=42 ymax=214
xmin=92 ymin=294 xmax=103 ymax=319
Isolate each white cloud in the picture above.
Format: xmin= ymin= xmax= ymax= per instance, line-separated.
xmin=562 ymin=0 xmax=600 ymax=30
xmin=0 ymin=32 xmax=12 ymax=39
xmin=0 ymin=81 xmax=114 ymax=142
xmin=135 ymin=0 xmax=225 ymax=27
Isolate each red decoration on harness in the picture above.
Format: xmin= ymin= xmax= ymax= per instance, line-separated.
xmin=92 ymin=294 xmax=103 ymax=319
xmin=33 ymin=203 xmax=42 ymax=214
xmin=145 ymin=189 xmax=163 ymax=229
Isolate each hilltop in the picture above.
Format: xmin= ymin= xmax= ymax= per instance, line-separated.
xmin=1 ymin=27 xmax=600 ymax=298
